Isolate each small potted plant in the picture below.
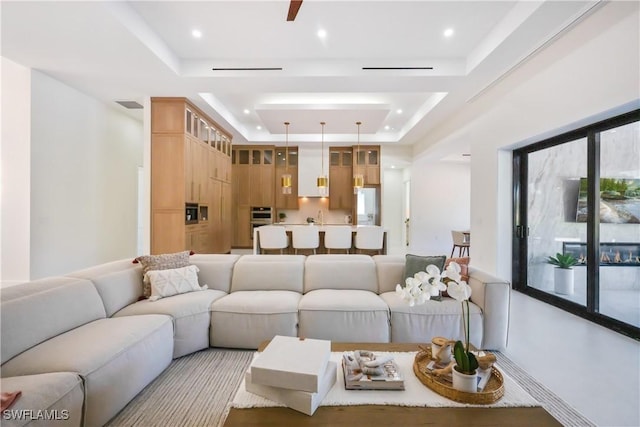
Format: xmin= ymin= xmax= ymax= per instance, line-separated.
xmin=278 ymin=212 xmax=287 ymax=223
xmin=396 ymin=262 xmax=479 ymax=392
xmin=547 ymin=253 xmax=578 ymax=295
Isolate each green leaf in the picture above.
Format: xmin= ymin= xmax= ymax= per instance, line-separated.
xmin=547 ymin=252 xmax=578 ymax=269
xmin=468 ymin=352 xmax=479 ymax=372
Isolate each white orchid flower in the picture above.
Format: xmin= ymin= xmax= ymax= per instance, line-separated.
xmin=447 ymin=279 xmax=472 ymax=302
xmin=396 ymin=277 xmax=430 ymax=306
xmin=417 ymin=265 xmax=448 ymax=295
xmin=443 ymin=261 xmax=462 ymax=283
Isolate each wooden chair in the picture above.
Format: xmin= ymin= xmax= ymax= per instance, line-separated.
xmin=451 ymin=230 xmax=470 ymax=257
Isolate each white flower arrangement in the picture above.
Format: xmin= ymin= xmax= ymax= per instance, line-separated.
xmin=396 ymin=261 xmax=471 ymax=305
xmin=396 ymin=261 xmax=478 ymax=374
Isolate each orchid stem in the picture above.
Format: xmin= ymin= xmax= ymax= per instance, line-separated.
xmin=464 ymin=300 xmax=470 ymax=351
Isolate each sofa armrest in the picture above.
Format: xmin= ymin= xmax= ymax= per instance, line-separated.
xmin=467 ymin=267 xmax=511 ymax=351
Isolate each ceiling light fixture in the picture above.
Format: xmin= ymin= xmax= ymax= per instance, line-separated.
xmin=444 ymin=28 xmax=454 ymax=38
xmin=317 ymin=122 xmax=328 ymax=196
xmin=396 ymin=109 xmax=403 ymax=114
xmin=384 ymin=125 xmax=390 ymax=130
xmin=281 ymin=122 xmax=292 ymax=195
xmin=243 ymin=109 xmax=250 ymax=114
xmin=317 ymin=29 xmax=327 ymax=39
xmin=353 ymin=121 xmax=364 ymax=194
xmin=256 ymin=125 xmax=262 ymax=130
xmin=192 ymin=29 xmax=202 ymax=38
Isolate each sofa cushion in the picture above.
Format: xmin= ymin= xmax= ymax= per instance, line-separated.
xmin=445 ymin=257 xmax=470 ymax=282
xmin=298 ymin=289 xmax=390 ymax=342
xmin=405 ymin=254 xmax=447 ymax=279
xmin=136 ymin=251 xmax=192 ymax=297
xmin=1 ymin=315 xmax=173 ymax=427
xmin=114 ymin=289 xmax=226 ymax=358
xmin=380 ymin=291 xmax=483 ymax=348
xmin=0 ymin=277 xmax=106 ymax=365
xmin=304 ymin=255 xmax=378 ymax=293
xmin=146 ymin=265 xmax=205 ymax=301
xmin=0 ymin=373 xmax=84 ymax=427
xmin=210 ymin=291 xmax=301 ymax=349
xmin=190 ymin=254 xmax=241 ymax=293
xmin=373 ymin=255 xmax=405 ymax=294
xmin=66 ymin=259 xmax=144 ymax=317
xmin=231 ymin=255 xmax=305 ymax=292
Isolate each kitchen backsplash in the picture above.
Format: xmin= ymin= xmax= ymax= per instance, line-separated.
xmin=277 ymin=197 xmax=352 ymax=224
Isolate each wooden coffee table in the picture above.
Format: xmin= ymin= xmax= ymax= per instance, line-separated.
xmin=223 ymin=342 xmax=561 ymax=427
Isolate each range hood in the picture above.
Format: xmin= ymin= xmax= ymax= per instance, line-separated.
xmin=297 ymin=145 xmax=330 ymax=197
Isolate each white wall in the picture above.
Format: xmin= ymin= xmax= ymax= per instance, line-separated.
xmin=411 ymin=2 xmax=640 ymax=278
xmin=382 ymin=168 xmax=405 ymax=254
xmin=29 ymin=71 xmax=143 ymax=279
xmin=408 ymin=160 xmax=470 ymax=256
xmin=1 ymin=58 xmax=31 ymax=285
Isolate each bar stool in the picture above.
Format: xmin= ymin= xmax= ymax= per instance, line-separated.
xmin=354 ymin=226 xmax=384 ymax=255
xmin=257 ymin=226 xmax=288 ymax=254
xmin=451 ymin=230 xmax=470 ymax=257
xmin=291 ymin=226 xmax=320 ymax=255
xmin=323 ymin=226 xmax=353 ymax=254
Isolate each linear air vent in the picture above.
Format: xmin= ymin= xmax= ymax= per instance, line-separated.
xmin=362 ymin=67 xmax=433 ymax=70
xmin=115 ymin=101 xmax=143 ymax=109
xmin=211 ymin=67 xmax=283 ymax=71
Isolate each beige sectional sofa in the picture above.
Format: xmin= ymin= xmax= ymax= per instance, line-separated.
xmin=0 ymin=253 xmax=510 ymax=426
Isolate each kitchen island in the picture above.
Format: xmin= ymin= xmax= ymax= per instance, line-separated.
xmin=252 ymin=224 xmax=387 ymax=255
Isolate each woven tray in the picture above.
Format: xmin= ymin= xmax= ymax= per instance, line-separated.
xmin=413 ymin=346 xmax=504 ymax=404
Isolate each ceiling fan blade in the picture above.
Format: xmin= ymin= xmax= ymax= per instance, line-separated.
xmin=287 ymin=0 xmax=303 ymax=21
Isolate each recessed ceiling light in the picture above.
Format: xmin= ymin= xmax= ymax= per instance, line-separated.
xmin=444 ymin=28 xmax=454 ymax=38
xmin=391 ymin=165 xmax=395 ymax=169
xmin=384 ymin=125 xmax=390 ymax=130
xmin=396 ymin=109 xmax=403 ymax=114
xmin=243 ymin=109 xmax=250 ymax=115
xmin=317 ymin=29 xmax=327 ymax=39
xmin=256 ymin=125 xmax=262 ymax=130
xmin=192 ymin=29 xmax=202 ymax=38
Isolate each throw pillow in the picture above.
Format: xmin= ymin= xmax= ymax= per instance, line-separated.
xmin=445 ymin=257 xmax=470 ymax=282
xmin=145 ymin=265 xmax=207 ymax=301
xmin=135 ymin=251 xmax=192 ymax=297
xmin=405 ymin=254 xmax=447 ymax=301
xmin=443 ymin=257 xmax=470 ymax=297
xmin=405 ymin=254 xmax=447 ymax=279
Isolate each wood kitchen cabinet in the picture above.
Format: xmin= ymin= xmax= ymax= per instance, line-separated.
xmin=353 ymin=145 xmax=380 ymax=185
xmin=151 ymin=97 xmax=232 ymax=254
xmin=329 ymin=147 xmax=354 ymax=211
xmin=231 ymin=146 xmax=275 ymax=247
xmin=274 ymin=146 xmax=299 ymax=210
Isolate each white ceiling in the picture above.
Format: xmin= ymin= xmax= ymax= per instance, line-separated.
xmin=1 ymin=0 xmax=601 ymax=158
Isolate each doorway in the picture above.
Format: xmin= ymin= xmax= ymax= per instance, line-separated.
xmin=513 ymin=109 xmax=640 ymax=338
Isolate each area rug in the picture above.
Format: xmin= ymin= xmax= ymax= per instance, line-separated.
xmin=232 ymin=352 xmax=538 ymax=409
xmin=105 ymin=348 xmax=594 ymax=427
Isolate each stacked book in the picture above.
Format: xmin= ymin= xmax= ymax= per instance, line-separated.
xmin=342 ymin=350 xmax=404 ymax=390
xmin=245 ymin=335 xmax=336 ymax=416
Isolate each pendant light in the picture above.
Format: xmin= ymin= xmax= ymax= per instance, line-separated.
xmin=353 ymin=121 xmax=364 ymax=193
xmin=281 ymin=122 xmax=292 ymax=194
xmin=317 ymin=121 xmax=328 ymax=196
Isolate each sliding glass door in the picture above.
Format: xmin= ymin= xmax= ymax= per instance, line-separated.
xmin=513 ymin=109 xmax=639 ymax=338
